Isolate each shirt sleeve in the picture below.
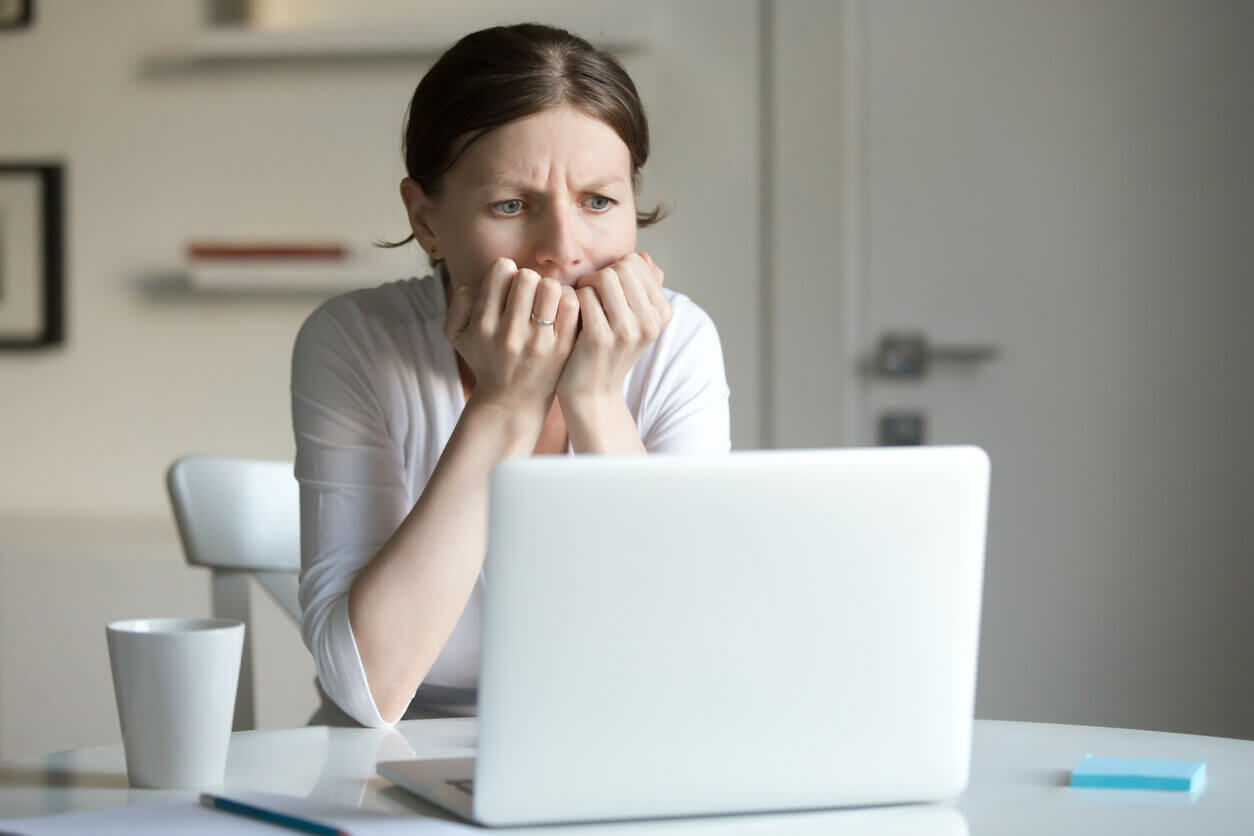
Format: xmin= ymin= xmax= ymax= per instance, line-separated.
xmin=290 ymin=298 xmax=409 ymax=728
xmin=636 ymin=292 xmax=732 ymax=454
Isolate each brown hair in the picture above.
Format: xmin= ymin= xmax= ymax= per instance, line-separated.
xmin=388 ymin=23 xmax=664 ymax=257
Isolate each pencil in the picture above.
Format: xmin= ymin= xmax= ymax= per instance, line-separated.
xmin=199 ymin=793 xmax=350 ymax=836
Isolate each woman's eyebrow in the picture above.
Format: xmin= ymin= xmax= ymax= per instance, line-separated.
xmin=578 ymin=177 xmax=630 ymax=192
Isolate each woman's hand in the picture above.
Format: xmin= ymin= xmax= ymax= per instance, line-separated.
xmin=444 ymin=257 xmax=580 ymax=425
xmin=556 ymin=252 xmax=671 ymax=442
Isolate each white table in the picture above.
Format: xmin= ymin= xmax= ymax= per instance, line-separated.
xmin=2 ymin=719 xmax=1252 ymax=834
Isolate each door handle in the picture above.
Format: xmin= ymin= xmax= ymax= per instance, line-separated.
xmin=872 ymin=333 xmax=998 ymax=378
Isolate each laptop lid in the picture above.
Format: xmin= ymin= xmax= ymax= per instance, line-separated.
xmin=468 ymin=446 xmax=989 ymax=826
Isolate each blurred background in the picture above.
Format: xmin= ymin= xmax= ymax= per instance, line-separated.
xmin=1 ymin=0 xmax=1250 ymax=758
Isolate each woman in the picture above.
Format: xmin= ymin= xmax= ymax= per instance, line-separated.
xmin=292 ymin=23 xmax=730 ymax=729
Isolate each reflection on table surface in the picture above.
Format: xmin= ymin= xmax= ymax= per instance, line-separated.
xmin=0 ymin=719 xmax=454 ymax=816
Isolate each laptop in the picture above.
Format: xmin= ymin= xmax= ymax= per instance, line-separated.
xmin=378 ymin=446 xmax=990 ymax=826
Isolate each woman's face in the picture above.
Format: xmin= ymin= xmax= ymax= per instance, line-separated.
xmin=403 ymin=105 xmax=639 ymax=292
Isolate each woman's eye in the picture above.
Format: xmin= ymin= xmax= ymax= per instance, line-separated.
xmin=492 ymin=199 xmax=524 ymax=215
xmin=585 ymin=195 xmax=616 ymax=212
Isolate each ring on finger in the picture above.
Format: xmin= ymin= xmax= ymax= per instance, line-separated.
xmin=530 ymin=312 xmax=555 ymax=327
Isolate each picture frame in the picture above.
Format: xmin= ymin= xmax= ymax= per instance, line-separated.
xmin=0 ymin=0 xmax=34 ymax=30
xmin=0 ymin=163 xmax=64 ymax=348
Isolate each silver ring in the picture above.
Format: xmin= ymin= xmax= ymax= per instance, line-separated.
xmin=530 ymin=312 xmax=555 ymax=326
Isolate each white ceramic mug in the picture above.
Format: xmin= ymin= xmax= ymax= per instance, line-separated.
xmin=106 ymin=617 xmax=244 ymax=788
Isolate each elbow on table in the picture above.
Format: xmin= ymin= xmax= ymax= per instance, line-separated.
xmin=303 ymin=595 xmax=405 ymax=729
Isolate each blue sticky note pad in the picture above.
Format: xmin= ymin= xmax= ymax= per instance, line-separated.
xmin=1070 ymin=755 xmax=1207 ymax=792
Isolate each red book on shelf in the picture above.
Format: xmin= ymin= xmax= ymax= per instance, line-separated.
xmin=186 ymin=242 xmax=349 ymax=260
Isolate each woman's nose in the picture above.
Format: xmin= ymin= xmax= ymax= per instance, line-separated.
xmin=532 ymin=204 xmax=583 ymax=276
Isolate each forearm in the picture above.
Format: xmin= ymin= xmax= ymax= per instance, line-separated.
xmin=562 ymin=394 xmax=646 ymax=455
xmin=346 ymin=399 xmax=543 ymax=722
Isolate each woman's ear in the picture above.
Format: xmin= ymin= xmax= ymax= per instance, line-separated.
xmin=400 ymin=178 xmax=440 ymax=256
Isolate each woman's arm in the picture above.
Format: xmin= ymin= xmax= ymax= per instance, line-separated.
xmin=347 ymin=258 xmax=579 ymax=722
xmin=345 ymin=398 xmax=539 ymax=722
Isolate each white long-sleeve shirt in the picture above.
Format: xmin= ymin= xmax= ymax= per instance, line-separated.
xmin=290 ymin=274 xmax=731 ymax=727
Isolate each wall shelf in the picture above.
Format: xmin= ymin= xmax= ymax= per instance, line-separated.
xmin=148 ymin=9 xmax=657 ymax=69
xmin=135 ymin=241 xmax=424 ymax=300
xmin=135 ymin=273 xmax=367 ymax=301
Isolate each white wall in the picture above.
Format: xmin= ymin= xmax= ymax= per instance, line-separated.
xmin=767 ymin=1 xmax=847 ymax=448
xmin=0 ymin=1 xmax=419 ymax=756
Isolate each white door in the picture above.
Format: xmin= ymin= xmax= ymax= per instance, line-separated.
xmin=848 ymin=0 xmax=1254 ymax=737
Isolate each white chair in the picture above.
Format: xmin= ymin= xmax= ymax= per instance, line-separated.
xmin=166 ymin=456 xmax=301 ymax=731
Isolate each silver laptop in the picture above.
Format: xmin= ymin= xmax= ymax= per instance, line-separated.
xmin=378 ymin=446 xmax=990 ymax=826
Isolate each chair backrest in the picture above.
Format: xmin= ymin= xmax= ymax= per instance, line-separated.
xmin=166 ymin=456 xmax=301 ymax=573
xmin=166 ymin=455 xmax=302 ymax=730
